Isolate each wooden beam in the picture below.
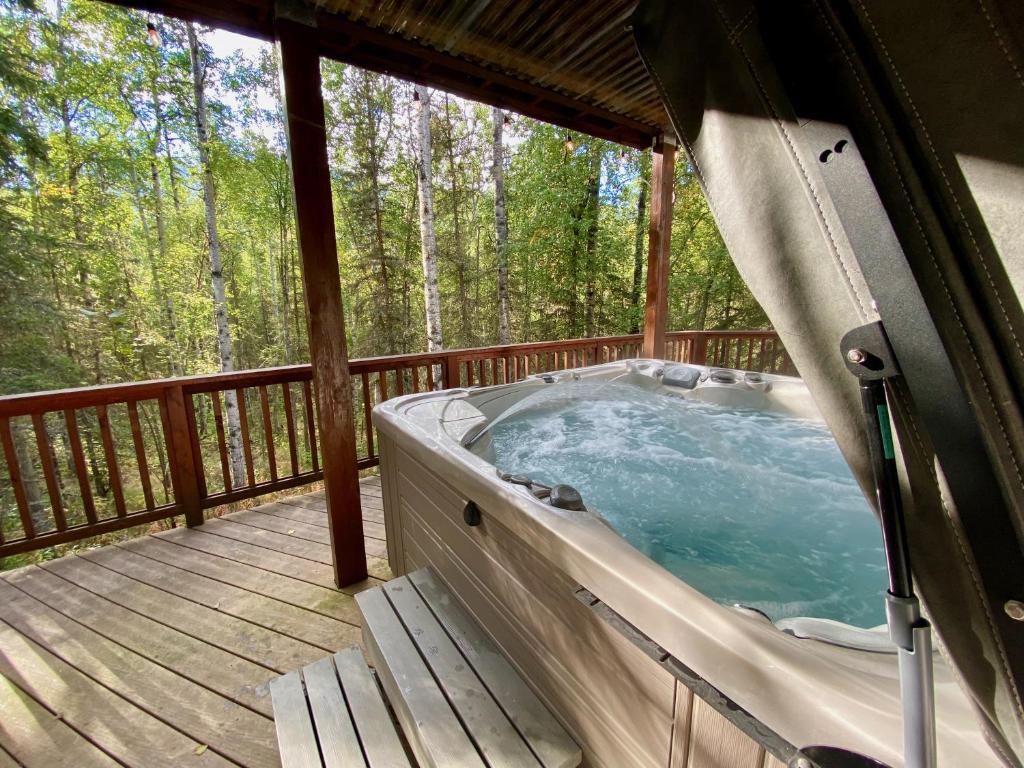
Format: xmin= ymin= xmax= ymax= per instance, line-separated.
xmin=642 ymin=139 xmax=676 ymax=359
xmin=275 ymin=12 xmax=367 ymax=587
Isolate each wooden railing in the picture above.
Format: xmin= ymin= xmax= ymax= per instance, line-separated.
xmin=0 ymin=366 xmax=321 ymax=558
xmin=0 ymin=330 xmax=788 ymax=557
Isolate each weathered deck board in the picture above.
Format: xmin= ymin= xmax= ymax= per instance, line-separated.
xmin=79 ymin=544 xmax=360 ymax=651
xmin=201 ymin=514 xmax=392 ymax=580
xmin=0 ymin=481 xmax=382 ymax=768
xmin=0 ymin=619 xmax=235 ymax=767
xmin=5 ymin=557 xmax=278 ymax=716
xmin=120 ymin=535 xmax=364 ymax=623
xmin=41 ymin=555 xmax=328 ymax=673
xmin=256 ymin=499 xmax=387 ymax=540
xmin=0 ymin=578 xmax=279 ymax=767
xmin=0 ymin=669 xmax=119 ymax=768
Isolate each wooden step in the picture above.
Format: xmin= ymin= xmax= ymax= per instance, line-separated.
xmin=356 ymin=567 xmax=581 ymax=768
xmin=269 ymin=647 xmax=412 ymax=768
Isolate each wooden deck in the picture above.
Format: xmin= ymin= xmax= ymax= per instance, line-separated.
xmin=0 ymin=477 xmax=389 ymax=768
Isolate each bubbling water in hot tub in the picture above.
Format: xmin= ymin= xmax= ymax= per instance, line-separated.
xmin=487 ymin=380 xmax=888 ymax=628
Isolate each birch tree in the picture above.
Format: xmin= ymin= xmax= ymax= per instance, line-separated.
xmin=414 ymin=84 xmax=444 ymax=375
xmin=492 ymin=107 xmax=510 ymax=344
xmin=188 ymin=22 xmax=245 ymax=487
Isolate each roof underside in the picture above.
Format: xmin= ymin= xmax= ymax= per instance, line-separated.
xmin=111 ymin=0 xmax=668 ymax=147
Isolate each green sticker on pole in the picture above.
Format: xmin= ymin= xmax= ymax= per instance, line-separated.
xmin=877 ymin=404 xmax=895 ymax=460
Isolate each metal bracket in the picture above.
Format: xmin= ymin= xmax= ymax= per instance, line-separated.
xmin=840 ymin=321 xmax=900 ymax=381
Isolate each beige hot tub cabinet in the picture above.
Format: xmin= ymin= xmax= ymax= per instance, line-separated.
xmin=371 ymin=361 xmax=996 ymax=768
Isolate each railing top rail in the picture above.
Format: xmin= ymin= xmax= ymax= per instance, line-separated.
xmin=0 ymin=364 xmax=315 ymax=417
xmin=444 ymin=334 xmax=643 ymax=360
xmin=0 ymin=330 xmax=782 ymax=417
xmin=665 ymin=329 xmax=777 ymax=338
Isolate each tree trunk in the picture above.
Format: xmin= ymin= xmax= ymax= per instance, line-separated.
xmin=278 ymin=222 xmax=293 ymax=363
xmin=13 ymin=422 xmax=48 ymax=534
xmin=147 ymin=69 xmax=182 ymax=375
xmin=629 ymin=154 xmax=649 ymax=334
xmin=188 ymin=22 xmax=245 ymax=488
xmin=492 ymin=108 xmax=511 ymax=345
xmin=583 ymin=147 xmax=601 ymax=338
xmin=414 ymin=85 xmax=444 ymax=385
xmin=360 ymin=74 xmax=395 ymax=353
xmin=443 ymin=95 xmax=471 ymax=344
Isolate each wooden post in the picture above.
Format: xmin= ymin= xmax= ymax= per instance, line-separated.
xmin=642 ymin=137 xmax=676 ymax=359
xmin=689 ymin=333 xmax=709 ymax=366
xmin=162 ymin=384 xmax=204 ymax=528
xmin=276 ymin=11 xmax=367 ymax=586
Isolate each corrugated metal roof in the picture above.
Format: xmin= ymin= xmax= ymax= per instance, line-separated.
xmin=106 ymin=0 xmax=667 ymax=145
xmin=319 ymin=0 xmax=668 ymax=137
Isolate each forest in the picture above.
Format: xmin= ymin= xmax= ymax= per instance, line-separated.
xmin=0 ymin=0 xmax=773 ymax=563
xmin=0 ymin=0 xmax=769 ymax=400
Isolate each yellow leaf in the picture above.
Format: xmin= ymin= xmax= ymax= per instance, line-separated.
xmin=194 ymin=744 xmax=208 ymax=756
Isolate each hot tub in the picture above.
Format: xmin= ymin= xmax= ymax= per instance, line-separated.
xmin=372 ymin=360 xmax=995 ymax=768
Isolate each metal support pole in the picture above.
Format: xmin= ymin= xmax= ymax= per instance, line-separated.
xmin=843 ymin=324 xmax=936 ymax=768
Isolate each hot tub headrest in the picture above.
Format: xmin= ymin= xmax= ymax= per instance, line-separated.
xmin=663 ymin=365 xmax=702 ymax=390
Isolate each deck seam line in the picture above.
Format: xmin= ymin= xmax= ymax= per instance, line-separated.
xmin=69 ymin=552 xmax=336 ymax=660
xmin=109 ymin=540 xmax=363 ymax=631
xmin=2 ymin=567 xmax=279 ymax=719
xmin=0 ymin=617 xmax=247 ymax=768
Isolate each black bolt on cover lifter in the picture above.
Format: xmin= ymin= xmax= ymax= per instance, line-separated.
xmin=840 ymin=321 xmax=936 ymax=768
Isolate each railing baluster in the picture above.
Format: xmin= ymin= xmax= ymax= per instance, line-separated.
xmin=411 ymin=365 xmax=420 ymax=393
xmin=30 ymin=413 xmax=65 ymax=531
xmin=210 ymin=392 xmax=232 ymax=494
xmin=259 ymin=385 xmax=277 ymax=482
xmin=282 ymin=382 xmax=299 ymax=477
xmin=378 ymin=370 xmax=389 ymax=401
xmin=1 ymin=416 xmax=34 ymax=539
xmin=236 ymin=387 xmax=256 ymax=487
xmin=394 ymin=367 xmax=405 ymax=396
xmin=302 ymin=380 xmax=319 ymax=473
xmin=127 ymin=401 xmax=155 ymax=511
xmin=96 ymin=404 xmax=126 ymax=518
xmin=63 ymin=409 xmax=96 ymax=524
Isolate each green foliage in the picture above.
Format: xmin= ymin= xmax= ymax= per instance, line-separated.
xmin=0 ymin=1 xmax=767 ymax=398
xmin=0 ymin=0 xmax=772 ymax=566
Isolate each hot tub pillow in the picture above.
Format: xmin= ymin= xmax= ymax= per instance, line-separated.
xmin=663 ymin=365 xmax=702 ymax=390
